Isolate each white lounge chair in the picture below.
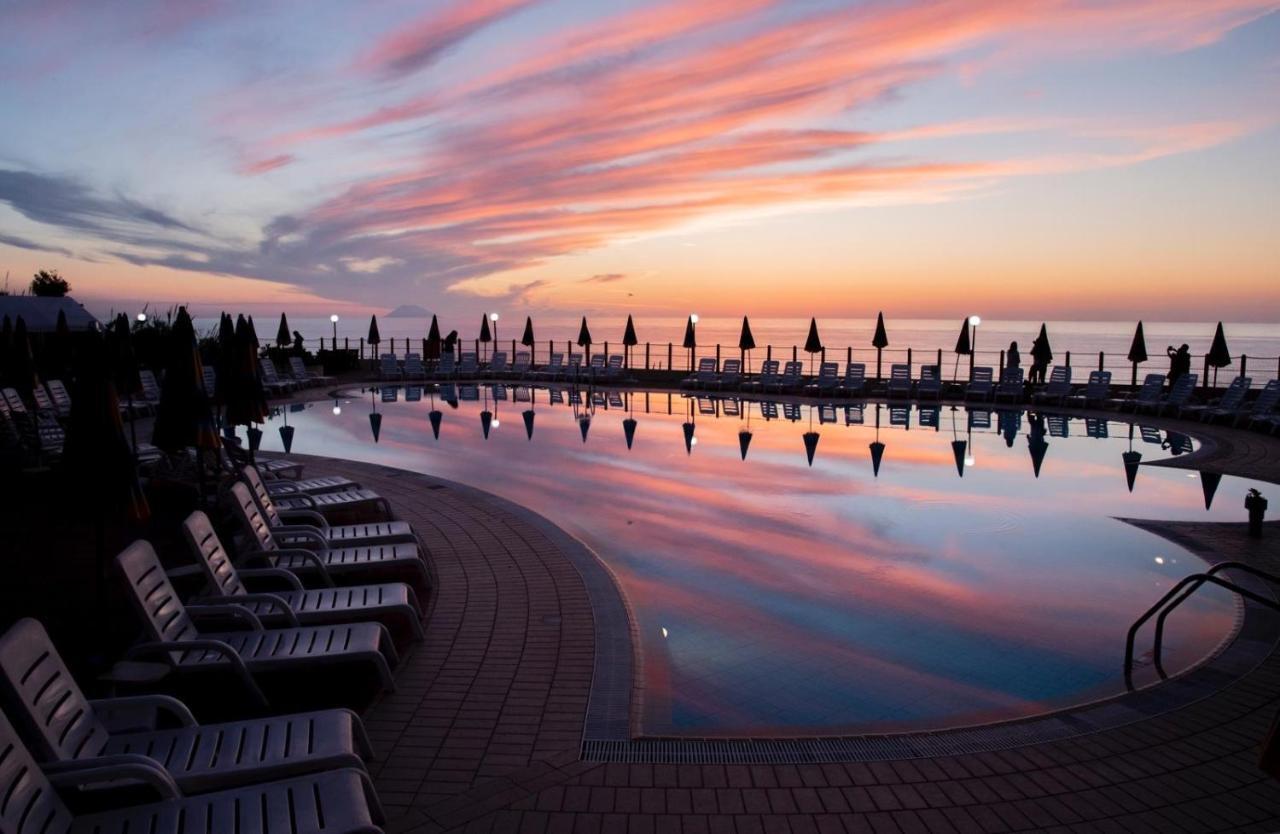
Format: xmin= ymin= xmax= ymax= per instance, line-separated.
xmin=965 ymin=367 xmax=994 ymax=401
xmin=183 ymin=512 xmax=423 ymax=645
xmin=116 ymin=540 xmax=398 ymax=704
xmin=0 ymin=708 xmax=386 ymax=834
xmin=602 ymin=354 xmax=625 ymax=381
xmin=433 ymin=352 xmax=457 ymax=379
xmin=30 ymin=384 xmax=57 ymax=415
xmin=259 ymin=359 xmax=297 ymax=394
xmin=0 ymin=618 xmax=376 ymax=795
xmin=229 ymin=481 xmax=430 ymax=596
xmin=837 ymin=363 xmax=866 ymax=396
xmin=401 ymin=353 xmax=427 ymax=381
xmin=1240 ymin=379 xmax=1280 ymax=428
xmin=138 ymin=369 xmax=163 ymax=406
xmin=994 ymin=367 xmax=1024 ymax=402
xmin=772 ymin=361 xmax=803 ymax=393
xmin=682 ymin=358 xmax=717 ymax=389
xmin=916 ymin=366 xmax=943 ymax=400
xmin=1140 ymin=373 xmax=1195 ymax=415
xmin=44 ymin=380 xmax=73 ymax=418
xmin=715 ymin=359 xmax=742 ymax=390
xmin=377 ymin=354 xmax=401 ymax=381
xmin=742 ymin=359 xmax=779 ymax=392
xmin=533 ymin=353 xmax=564 ymax=380
xmin=290 ymin=356 xmax=336 ymax=386
xmin=1118 ymin=373 xmax=1165 ymax=412
xmin=1184 ymin=375 xmax=1250 ymax=422
xmin=510 ymin=352 xmax=532 ymax=378
xmin=484 ymin=351 xmax=509 ymax=378
xmin=239 ymin=464 xmax=392 ymax=521
xmin=886 ymin=364 xmax=912 ymax=398
xmin=803 ymin=362 xmax=839 ymax=396
xmin=1063 ymin=370 xmax=1110 ymax=408
xmin=1031 ymin=365 xmax=1073 ymax=405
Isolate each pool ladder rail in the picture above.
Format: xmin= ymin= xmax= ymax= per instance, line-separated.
xmin=1124 ymin=561 xmax=1280 ymax=690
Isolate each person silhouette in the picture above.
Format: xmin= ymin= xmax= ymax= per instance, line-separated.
xmin=443 ymin=330 xmax=459 ymax=354
xmin=292 ymin=330 xmax=305 ymax=354
xmin=1029 ymin=334 xmax=1050 ymax=384
xmin=1006 ymin=341 xmax=1021 ymax=374
xmin=1167 ymin=343 xmax=1191 ymax=385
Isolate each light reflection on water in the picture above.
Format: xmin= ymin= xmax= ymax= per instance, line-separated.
xmin=256 ymin=385 xmax=1261 ymax=736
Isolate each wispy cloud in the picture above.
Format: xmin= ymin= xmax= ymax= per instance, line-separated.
xmin=0 ymin=232 xmax=73 ymax=257
xmin=582 ymin=273 xmax=627 ymax=284
xmin=355 ymin=0 xmax=537 ymax=79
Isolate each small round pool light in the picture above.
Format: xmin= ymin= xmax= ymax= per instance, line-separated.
xmin=492 ymin=418 xmax=500 ymax=428
xmin=137 ymin=313 xmax=147 ymax=323
xmin=661 ymin=627 xmax=669 ymax=638
xmin=332 ymin=403 xmax=342 ymax=415
xmin=964 ymin=453 xmax=975 ymax=467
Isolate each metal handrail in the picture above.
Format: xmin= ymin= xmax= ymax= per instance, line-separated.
xmin=1124 ymin=561 xmax=1280 ymax=689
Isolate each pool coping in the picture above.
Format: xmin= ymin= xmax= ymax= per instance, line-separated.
xmin=309 ymin=387 xmax=1280 ymax=763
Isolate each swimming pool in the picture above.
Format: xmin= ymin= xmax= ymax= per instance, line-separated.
xmin=252 ymin=384 xmax=1262 ymax=737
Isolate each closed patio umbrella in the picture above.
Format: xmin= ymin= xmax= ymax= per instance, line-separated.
xmin=223 ymin=315 xmax=268 ymax=454
xmin=1027 ymin=418 xmax=1049 ymax=478
xmin=577 ymin=317 xmax=592 ymax=367
xmin=425 ymin=315 xmax=442 ymax=361
xmin=623 ymin=416 xmax=637 ymax=450
xmin=738 ymin=316 xmax=756 ymax=374
xmin=803 ymin=430 xmax=819 ymax=467
xmin=953 ymin=318 xmax=971 ymax=381
xmin=682 ymin=316 xmax=696 ymax=372
xmin=872 ymin=312 xmax=889 ymax=381
xmin=1200 ymin=471 xmax=1222 ymax=510
xmin=478 ymin=314 xmax=491 ymax=362
xmin=368 ymin=315 xmax=381 ymax=347
xmin=276 ymin=313 xmax=291 ymax=348
xmin=523 ymin=407 xmax=535 ymax=440
xmin=622 ymin=315 xmax=637 ymax=370
xmin=1127 ymin=321 xmax=1148 ymax=387
xmin=803 ymin=317 xmax=823 ymax=376
xmin=522 ymin=316 xmax=535 ymax=350
xmin=1207 ymin=322 xmax=1231 ymax=387
xmin=10 ymin=316 xmax=38 ymax=396
xmin=213 ymin=314 xmax=236 ymax=412
xmin=869 ymin=404 xmax=885 ymax=477
xmin=152 ymin=307 xmax=220 ymax=498
xmin=1031 ymin=323 xmax=1053 ymax=367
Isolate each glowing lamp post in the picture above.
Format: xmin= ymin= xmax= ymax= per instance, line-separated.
xmin=490 ymin=312 xmax=499 ymax=345
xmin=968 ymin=315 xmax=981 ymax=378
xmin=137 ymin=313 xmax=147 ymax=323
xmin=330 ymin=314 xmax=339 ymax=346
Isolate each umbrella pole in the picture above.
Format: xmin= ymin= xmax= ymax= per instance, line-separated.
xmin=127 ymin=392 xmax=139 ymax=468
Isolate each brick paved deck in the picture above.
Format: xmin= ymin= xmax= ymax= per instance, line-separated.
xmin=294 ymin=408 xmax=1280 ymax=833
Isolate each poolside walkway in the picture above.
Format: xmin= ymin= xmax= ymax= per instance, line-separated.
xmin=297 ymin=412 xmax=1280 ymax=833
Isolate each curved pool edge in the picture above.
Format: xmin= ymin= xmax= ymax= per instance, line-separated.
xmin=278 ymin=393 xmax=1280 ymax=761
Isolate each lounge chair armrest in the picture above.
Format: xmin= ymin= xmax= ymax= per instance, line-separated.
xmin=238 ymin=567 xmax=305 ymax=590
xmin=276 ymin=509 xmax=331 ymax=530
xmin=242 ymin=547 xmax=335 ymax=587
xmin=89 ymin=694 xmax=198 ymax=729
xmin=45 ymin=754 xmax=182 ymax=799
xmin=229 ymin=592 xmax=300 ymax=626
xmin=186 ymin=602 xmax=265 ymax=631
xmin=263 ymin=480 xmax=304 ymax=494
xmin=126 ymin=639 xmax=268 ymax=708
xmin=270 ymin=525 xmax=330 ymax=547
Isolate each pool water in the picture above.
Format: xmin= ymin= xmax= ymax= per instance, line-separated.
xmin=252 ymin=385 xmax=1261 ymax=737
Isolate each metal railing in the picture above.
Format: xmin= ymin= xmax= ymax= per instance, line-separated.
xmin=1123 ymin=560 xmax=1280 ymax=689
xmin=303 ymin=335 xmax=1279 ymax=388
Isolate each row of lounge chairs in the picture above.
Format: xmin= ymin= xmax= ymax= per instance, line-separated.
xmin=0 ymin=458 xmax=430 ymax=833
xmin=380 ymin=351 xmax=629 ymax=382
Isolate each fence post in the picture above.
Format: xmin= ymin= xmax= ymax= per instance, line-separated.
xmin=716 ymin=344 xmax=721 ymax=366
xmin=359 ymin=337 xmax=364 ymax=359
xmin=1098 ymin=351 xmax=1104 ymax=372
xmin=766 ymin=345 xmax=772 ymax=362
xmin=999 ymin=349 xmax=1005 ymax=377
xmin=907 ymin=348 xmax=912 ymax=375
xmin=936 ymin=348 xmax=942 ymax=376
xmin=1202 ymin=354 xmax=1210 ymax=390
xmin=645 ymin=342 xmax=650 ymax=370
xmin=604 ymin=341 xmax=609 ymax=360
xmin=344 ymin=337 xmax=349 ymax=352
xmin=1064 ymin=350 xmax=1070 ymax=368
xmin=791 ymin=345 xmax=798 ymax=362
xmin=847 ymin=346 xmax=852 ymax=366
xmin=321 ymin=337 xmax=326 ymax=352
xmin=667 ymin=342 xmax=673 ymax=370
xmin=1240 ymin=354 xmax=1248 ymax=379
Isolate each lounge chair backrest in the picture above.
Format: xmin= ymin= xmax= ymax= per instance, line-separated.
xmin=438 ymin=353 xmax=456 ymax=372
xmin=588 ymin=354 xmax=605 ymax=370
xmin=971 ymin=367 xmax=993 ymax=384
xmin=289 ymin=357 xmax=309 ymax=377
xmin=1136 ymin=373 xmax=1164 ymax=402
xmin=45 ymin=380 xmax=72 ymax=412
xmin=1000 ymin=367 xmax=1023 ymax=386
xmin=513 ymin=352 xmax=531 ymax=370
xmin=845 ymin=364 xmax=865 ymax=384
xmin=116 ymin=540 xmax=199 ymax=645
xmin=1085 ymin=370 xmax=1111 ymax=396
xmin=1047 ymin=366 xmax=1071 ymax=386
xmin=1167 ymin=373 xmax=1197 ymax=405
xmin=0 ymin=618 xmax=111 ymax=764
xmin=236 ymin=464 xmax=283 ymax=525
xmin=260 ymin=359 xmax=280 ymax=382
xmin=890 ymin=364 xmax=911 ymax=382
xmin=758 ymin=359 xmax=779 ymax=380
xmin=608 ymin=354 xmax=623 ymax=368
xmin=567 ymin=355 xmax=582 ymax=369
xmin=490 ymin=352 xmax=508 ymax=369
xmin=458 ymin=353 xmax=478 ymax=372
xmin=1251 ymin=379 xmax=1280 ymax=415
xmin=919 ymin=365 xmax=939 ymax=382
xmin=30 ymin=385 xmax=54 ymax=412
xmin=182 ymin=511 xmax=247 ymax=597
xmin=1217 ymin=376 xmax=1251 ymax=409
xmin=2 ymin=388 xmax=27 ymax=414
xmin=780 ymin=361 xmax=802 ymax=380
xmin=545 ymin=353 xmax=563 ymax=370
xmin=0 ymin=708 xmax=75 ymax=834
xmin=139 ymin=369 xmax=162 ymax=400
xmin=818 ymin=362 xmax=838 ymax=379
xmin=231 ymin=478 xmax=279 ymax=552
xmin=721 ymin=359 xmax=742 ymax=375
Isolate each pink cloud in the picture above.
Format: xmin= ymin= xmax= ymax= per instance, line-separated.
xmin=354 ymin=0 xmax=537 ymax=78
xmin=238 ymin=153 xmax=295 ymax=176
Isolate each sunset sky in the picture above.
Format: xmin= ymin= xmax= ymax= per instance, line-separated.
xmin=1 ymin=0 xmax=1277 ymax=321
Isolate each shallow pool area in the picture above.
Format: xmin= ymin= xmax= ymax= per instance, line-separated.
xmin=248 ymin=385 xmax=1265 ymax=737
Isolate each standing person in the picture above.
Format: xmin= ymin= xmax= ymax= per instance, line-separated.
xmin=291 ymin=330 xmax=305 ymax=354
xmin=1167 ymin=343 xmax=1191 ymax=385
xmin=1028 ymin=334 xmax=1050 ymax=384
xmin=1006 ymin=341 xmax=1021 ymax=375
xmin=443 ymin=330 xmax=459 ymax=355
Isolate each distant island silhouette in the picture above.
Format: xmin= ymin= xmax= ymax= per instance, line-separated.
xmin=386 ymin=304 xmax=430 ymax=317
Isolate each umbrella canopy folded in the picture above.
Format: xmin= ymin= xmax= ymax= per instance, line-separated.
xmin=426 ymin=315 xmax=442 ymax=359
xmin=107 ymin=313 xmax=142 ymax=398
xmin=276 ymin=313 xmax=291 ymax=347
xmin=1031 ymin=324 xmax=1053 ymax=365
xmin=872 ymin=313 xmax=889 ymax=349
xmin=954 ymin=318 xmax=971 ymax=355
xmin=522 ymin=316 xmax=536 ymax=347
xmin=151 ymin=307 xmax=220 ymax=454
xmin=479 ymin=315 xmax=491 ymax=343
xmin=1207 ymin=322 xmax=1231 ymax=368
xmin=622 ymin=315 xmax=638 ymax=347
xmin=1127 ymin=321 xmax=1148 ymax=363
xmin=738 ymin=317 xmax=756 ymax=351
xmin=577 ymin=317 xmax=593 ymax=348
xmin=224 ymin=315 xmax=268 ymax=429
xmin=682 ymin=316 xmax=696 ymax=349
xmin=804 ymin=318 xmax=823 ymax=354
xmin=368 ymin=315 xmax=381 ymax=346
